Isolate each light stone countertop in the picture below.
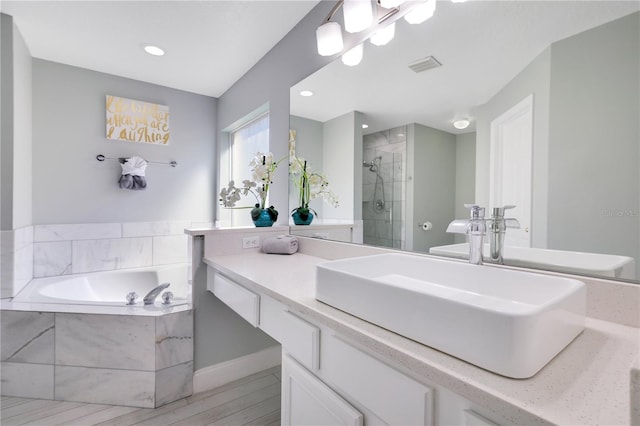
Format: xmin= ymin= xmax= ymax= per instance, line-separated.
xmin=205 ymin=252 xmax=640 ymax=426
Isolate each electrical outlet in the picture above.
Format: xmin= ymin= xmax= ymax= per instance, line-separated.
xmin=242 ymin=236 xmax=260 ymax=249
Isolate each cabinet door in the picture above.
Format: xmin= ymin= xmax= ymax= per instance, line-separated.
xmin=282 ymin=354 xmax=363 ymax=426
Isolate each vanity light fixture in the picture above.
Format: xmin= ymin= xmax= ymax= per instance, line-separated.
xmin=404 ymin=0 xmax=436 ymax=24
xmin=144 ymin=45 xmax=165 ymax=56
xmin=317 ymin=0 xmax=452 ymax=63
xmin=453 ymin=118 xmax=471 ymax=130
xmin=342 ymin=44 xmax=364 ymax=66
xmin=300 ymin=90 xmax=314 ymax=97
xmin=316 ymin=21 xmax=344 ymax=56
xmin=343 ymin=0 xmax=374 ymax=33
xmin=370 ymin=22 xmax=396 ymax=46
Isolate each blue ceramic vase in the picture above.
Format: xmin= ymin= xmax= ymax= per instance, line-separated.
xmin=252 ymin=209 xmax=275 ymax=227
xmin=292 ymin=210 xmax=314 ymax=225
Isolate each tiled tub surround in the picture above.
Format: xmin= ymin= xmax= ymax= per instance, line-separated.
xmin=32 ymin=221 xmax=204 ymax=278
xmin=0 ymin=308 xmax=193 ymax=407
xmin=1 ymin=226 xmax=34 ymax=298
xmin=1 ymin=221 xmax=212 ymax=298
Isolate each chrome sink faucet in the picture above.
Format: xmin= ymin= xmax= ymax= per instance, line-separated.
xmin=446 ymin=204 xmax=487 ymax=265
xmin=488 ymin=205 xmax=520 ymax=264
xmin=143 ymin=282 xmax=170 ymax=305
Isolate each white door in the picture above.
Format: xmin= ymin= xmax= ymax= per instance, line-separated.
xmin=281 ymin=354 xmax=363 ymax=426
xmin=489 ymin=95 xmax=533 ymax=247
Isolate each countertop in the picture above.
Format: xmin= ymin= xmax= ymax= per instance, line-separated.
xmin=205 ymin=251 xmax=639 ymax=426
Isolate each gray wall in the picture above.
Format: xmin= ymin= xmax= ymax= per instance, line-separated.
xmin=32 ymin=59 xmax=217 ymax=224
xmin=454 ymin=132 xmax=476 ymax=243
xmin=547 ymin=12 xmax=639 ymax=267
xmin=475 ymin=47 xmax=551 ymax=249
xmin=409 ymin=124 xmax=456 ymax=252
xmin=322 ymin=111 xmax=362 ymax=221
xmin=1 ymin=13 xmax=32 ymax=230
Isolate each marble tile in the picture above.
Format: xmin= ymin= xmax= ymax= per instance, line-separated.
xmin=72 ymin=237 xmax=152 ymax=273
xmin=153 ymin=235 xmax=189 ymax=265
xmin=0 ymin=362 xmax=54 ymax=399
xmin=13 ymin=226 xmax=34 ymax=250
xmin=155 ymin=361 xmax=193 ymax=407
xmin=122 ymin=221 xmax=191 ymax=237
xmin=55 ymin=366 xmax=155 ymax=408
xmin=14 ymin=243 xmax=34 ymax=290
xmin=34 ymin=241 xmax=71 ymax=278
xmin=34 ymin=223 xmax=122 ymax=242
xmin=55 ymin=313 xmax=155 ymax=371
xmin=155 ymin=310 xmax=193 ymax=370
xmin=1 ymin=311 xmax=55 ymax=363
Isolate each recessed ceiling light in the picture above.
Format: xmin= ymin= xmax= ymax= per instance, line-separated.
xmin=300 ymin=90 xmax=314 ymax=97
xmin=453 ymin=119 xmax=471 ymax=129
xmin=144 ymin=45 xmax=165 ymax=56
xmin=362 ymin=124 xmax=369 ymax=129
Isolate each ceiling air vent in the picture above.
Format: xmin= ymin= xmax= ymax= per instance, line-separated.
xmin=408 ymin=56 xmax=442 ymax=73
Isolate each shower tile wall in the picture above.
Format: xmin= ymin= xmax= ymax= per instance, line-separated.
xmin=363 ymin=126 xmax=407 ymax=249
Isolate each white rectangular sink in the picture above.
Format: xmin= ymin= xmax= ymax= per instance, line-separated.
xmin=315 ymin=253 xmax=585 ymax=379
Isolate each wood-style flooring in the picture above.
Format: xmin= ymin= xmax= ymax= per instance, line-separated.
xmin=0 ymin=367 xmax=281 ymax=426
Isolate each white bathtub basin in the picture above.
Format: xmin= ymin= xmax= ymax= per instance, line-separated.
xmin=429 ymin=243 xmax=636 ymax=280
xmin=315 ymin=253 xmax=585 ymax=378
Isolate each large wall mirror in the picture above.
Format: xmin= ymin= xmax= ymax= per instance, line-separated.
xmin=289 ymin=1 xmax=640 ymax=283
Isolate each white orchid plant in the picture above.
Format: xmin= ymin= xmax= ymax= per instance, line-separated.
xmin=219 ymin=152 xmax=284 ymax=222
xmin=289 ymin=135 xmax=339 ymax=221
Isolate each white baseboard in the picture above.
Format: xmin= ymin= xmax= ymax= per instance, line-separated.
xmin=193 ymin=345 xmax=281 ymax=394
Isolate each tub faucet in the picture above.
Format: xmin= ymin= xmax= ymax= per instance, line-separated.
xmin=143 ymin=283 xmax=170 ymax=305
xmin=446 ymin=204 xmax=487 ymax=265
xmin=488 ymin=205 xmax=520 ymax=264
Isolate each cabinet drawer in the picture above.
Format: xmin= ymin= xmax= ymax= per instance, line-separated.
xmin=207 ymin=270 xmax=259 ymax=327
xmin=323 ymin=334 xmax=434 ymax=426
xmin=260 ymin=296 xmax=320 ymax=371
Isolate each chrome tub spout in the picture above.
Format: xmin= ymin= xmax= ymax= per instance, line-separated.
xmin=143 ymin=282 xmax=170 ymax=305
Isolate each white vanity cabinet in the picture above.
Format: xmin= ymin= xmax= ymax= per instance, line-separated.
xmin=282 ymin=354 xmax=363 ymax=426
xmin=206 ymin=265 xmax=505 ymax=426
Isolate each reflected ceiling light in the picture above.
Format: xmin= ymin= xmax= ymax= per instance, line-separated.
xmin=453 ymin=118 xmax=471 ymax=129
xmin=343 ymin=0 xmax=374 ymax=33
xmin=370 ymin=22 xmax=396 ymax=46
xmin=380 ymin=0 xmax=406 ymax=8
xmin=451 ymin=0 xmax=467 ymax=3
xmin=342 ymin=44 xmax=364 ymax=66
xmin=404 ymin=0 xmax=437 ymax=24
xmin=316 ymin=21 xmax=344 ymax=56
xmin=362 ymin=124 xmax=369 ymax=129
xmin=144 ymin=45 xmax=165 ymax=56
xmin=300 ymin=90 xmax=314 ymax=97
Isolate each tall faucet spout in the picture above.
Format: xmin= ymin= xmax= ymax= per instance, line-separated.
xmin=143 ymin=283 xmax=170 ymax=305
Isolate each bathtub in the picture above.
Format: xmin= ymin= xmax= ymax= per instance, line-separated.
xmin=1 ymin=263 xmax=193 ymax=407
xmin=11 ymin=263 xmax=191 ymax=307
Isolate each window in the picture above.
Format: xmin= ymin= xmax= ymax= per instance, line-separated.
xmin=221 ymin=112 xmax=270 ymax=227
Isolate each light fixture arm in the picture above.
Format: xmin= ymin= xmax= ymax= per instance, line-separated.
xmin=322 ymin=0 xmax=344 ymax=24
xmin=322 ymin=0 xmax=399 ymax=26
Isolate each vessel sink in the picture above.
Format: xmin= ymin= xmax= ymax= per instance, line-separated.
xmin=315 ymin=253 xmax=585 ymax=378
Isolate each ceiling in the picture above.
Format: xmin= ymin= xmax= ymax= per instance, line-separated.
xmin=290 ymin=1 xmax=640 ymax=135
xmin=1 ymin=0 xmax=320 ymax=97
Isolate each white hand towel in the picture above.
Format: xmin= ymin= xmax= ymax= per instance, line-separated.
xmin=121 ymin=156 xmax=148 ymax=176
